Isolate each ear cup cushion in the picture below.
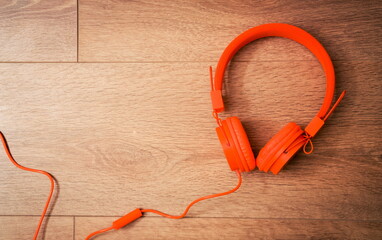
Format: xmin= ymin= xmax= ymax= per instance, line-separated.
xmin=257 ymin=123 xmax=295 ymax=171
xmin=225 ymin=117 xmax=256 ymax=171
xmin=257 ymin=122 xmax=304 ymax=173
xmin=216 ymin=125 xmax=241 ymax=171
xmin=269 ymin=135 xmax=306 ymax=174
xmin=217 ymin=120 xmax=247 ymax=172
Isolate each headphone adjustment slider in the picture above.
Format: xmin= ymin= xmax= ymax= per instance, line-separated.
xmin=305 ymin=116 xmax=325 ymax=138
xmin=210 ymin=90 xmax=224 ymax=113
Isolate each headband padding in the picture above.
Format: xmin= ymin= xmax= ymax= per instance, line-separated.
xmin=212 ymin=23 xmax=335 ymax=119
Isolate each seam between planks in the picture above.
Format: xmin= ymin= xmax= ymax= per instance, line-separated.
xmin=0 ymin=60 xmax=378 ymax=64
xmin=0 ymin=215 xmax=381 ymax=223
xmin=77 ymin=0 xmax=79 ymax=63
xmin=73 ymin=216 xmax=75 ymax=240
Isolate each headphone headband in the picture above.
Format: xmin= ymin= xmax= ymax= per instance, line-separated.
xmin=210 ymin=23 xmax=335 ymax=120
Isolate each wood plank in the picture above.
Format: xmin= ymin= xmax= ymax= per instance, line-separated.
xmin=79 ymin=0 xmax=382 ymax=62
xmin=0 ymin=0 xmax=77 ymax=62
xmin=0 ymin=216 xmax=73 ymax=240
xmin=75 ymin=217 xmax=382 ymax=240
xmin=0 ymin=61 xmax=380 ymax=222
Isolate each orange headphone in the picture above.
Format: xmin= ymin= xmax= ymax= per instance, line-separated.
xmin=210 ymin=23 xmax=345 ymax=174
xmin=1 ymin=23 xmax=345 ymax=239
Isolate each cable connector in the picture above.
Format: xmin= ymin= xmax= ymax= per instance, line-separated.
xmin=112 ymin=208 xmax=143 ymax=229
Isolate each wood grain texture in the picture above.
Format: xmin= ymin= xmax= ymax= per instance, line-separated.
xmin=0 ymin=216 xmax=73 ymax=239
xmin=0 ymin=0 xmax=77 ymax=62
xmin=1 ymin=0 xmax=381 ymax=239
xmin=76 ymin=217 xmax=382 ymax=240
xmin=79 ymin=0 xmax=382 ymax=62
xmin=0 ymin=61 xmax=380 ymax=222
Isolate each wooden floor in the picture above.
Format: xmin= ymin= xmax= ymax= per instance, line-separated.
xmin=0 ymin=0 xmax=381 ymax=239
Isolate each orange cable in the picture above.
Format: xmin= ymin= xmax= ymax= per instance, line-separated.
xmin=85 ymin=170 xmax=242 ymax=239
xmin=0 ymin=132 xmax=55 ymax=240
xmin=141 ymin=170 xmax=242 ymax=219
xmin=85 ymin=226 xmax=114 ymax=240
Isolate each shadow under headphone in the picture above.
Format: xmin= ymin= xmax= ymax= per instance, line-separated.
xmin=81 ymin=23 xmax=346 ymax=239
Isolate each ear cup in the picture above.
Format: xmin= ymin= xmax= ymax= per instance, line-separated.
xmin=257 ymin=122 xmax=306 ymax=174
xmin=226 ymin=117 xmax=257 ymax=171
xmin=215 ymin=117 xmax=256 ymax=172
